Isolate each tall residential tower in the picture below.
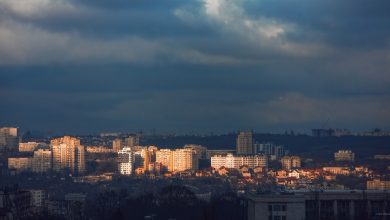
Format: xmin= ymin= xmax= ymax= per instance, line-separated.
xmin=51 ymin=136 xmax=85 ymax=175
xmin=236 ymin=131 xmax=253 ymax=155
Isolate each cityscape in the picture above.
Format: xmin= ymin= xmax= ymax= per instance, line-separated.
xmin=1 ymin=0 xmax=390 ymax=219
xmin=1 ymin=127 xmax=390 ymax=219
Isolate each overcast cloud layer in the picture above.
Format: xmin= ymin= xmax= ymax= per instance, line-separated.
xmin=0 ymin=0 xmax=389 ymax=134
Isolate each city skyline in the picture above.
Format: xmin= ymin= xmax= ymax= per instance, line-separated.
xmin=1 ymin=1 xmax=390 ymax=219
xmin=1 ymin=0 xmax=390 ymax=134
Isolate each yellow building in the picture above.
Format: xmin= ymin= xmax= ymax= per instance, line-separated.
xmin=51 ymin=136 xmax=85 ymax=175
xmin=8 ymin=157 xmax=32 ymax=173
xmin=367 ymin=179 xmax=390 ymax=190
xmin=172 ymin=148 xmax=198 ymax=172
xmin=281 ymin=156 xmax=301 ymax=170
xmin=334 ymin=150 xmax=355 ymax=162
xmin=156 ymin=149 xmax=173 ymax=172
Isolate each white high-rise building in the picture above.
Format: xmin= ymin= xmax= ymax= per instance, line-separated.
xmin=118 ymin=147 xmax=134 ymax=175
xmin=211 ymin=154 xmax=267 ymax=169
xmin=32 ymin=149 xmax=52 ymax=173
xmin=51 ymin=136 xmax=85 ymax=175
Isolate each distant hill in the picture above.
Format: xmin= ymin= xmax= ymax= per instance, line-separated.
xmin=143 ymin=134 xmax=390 ymax=161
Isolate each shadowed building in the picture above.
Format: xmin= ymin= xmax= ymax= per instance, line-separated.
xmin=125 ymin=135 xmax=140 ymax=148
xmin=237 ymin=131 xmax=254 ymax=155
xmin=112 ymin=138 xmax=122 ymax=152
xmin=32 ymin=149 xmax=52 ymax=173
xmin=281 ymin=156 xmax=301 ymax=170
xmin=246 ymin=190 xmax=390 ymax=220
xmin=0 ymin=127 xmax=18 ymax=151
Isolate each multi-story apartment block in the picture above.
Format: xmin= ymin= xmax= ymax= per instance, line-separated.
xmin=254 ymin=142 xmax=287 ymax=160
xmin=51 ymin=136 xmax=85 ymax=175
xmin=125 ymin=135 xmax=139 ymax=148
xmin=32 ymin=149 xmax=52 ymax=173
xmin=118 ymin=147 xmax=133 ymax=175
xmin=246 ymin=190 xmax=390 ymax=220
xmin=172 ymin=148 xmax=198 ymax=172
xmin=19 ymin=142 xmax=41 ymax=152
xmin=367 ymin=179 xmax=390 ymax=190
xmin=334 ymin=150 xmax=355 ymax=162
xmin=156 ymin=149 xmax=173 ymax=172
xmin=0 ymin=127 xmax=18 ymax=151
xmin=29 ymin=190 xmax=45 ymax=207
xmin=8 ymin=157 xmax=32 ymax=173
xmin=236 ymin=131 xmax=254 ymax=155
xmin=281 ymin=156 xmax=301 ymax=170
xmin=211 ymin=154 xmax=268 ymax=169
xmin=112 ymin=138 xmax=122 ymax=152
xmin=134 ymin=148 xmax=150 ymax=170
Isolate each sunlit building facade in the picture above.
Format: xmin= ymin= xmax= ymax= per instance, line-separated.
xmin=134 ymin=148 xmax=150 ymax=170
xmin=281 ymin=156 xmax=301 ymax=170
xmin=51 ymin=136 xmax=85 ymax=175
xmin=8 ymin=157 xmax=32 ymax=173
xmin=19 ymin=142 xmax=41 ymax=152
xmin=156 ymin=149 xmax=173 ymax=172
xmin=334 ymin=150 xmax=355 ymax=162
xmin=211 ymin=154 xmax=268 ymax=169
xmin=172 ymin=148 xmax=198 ymax=171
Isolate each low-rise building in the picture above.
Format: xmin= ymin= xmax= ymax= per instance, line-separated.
xmin=211 ymin=154 xmax=267 ymax=170
xmin=281 ymin=156 xmax=301 ymax=170
xmin=334 ymin=150 xmax=355 ymax=162
xmin=323 ymin=167 xmax=350 ymax=175
xmin=19 ymin=142 xmax=42 ymax=152
xmin=367 ymin=179 xmax=390 ymax=190
xmin=247 ymin=190 xmax=390 ymax=220
xmin=8 ymin=157 xmax=32 ymax=173
xmin=29 ymin=190 xmax=45 ymax=207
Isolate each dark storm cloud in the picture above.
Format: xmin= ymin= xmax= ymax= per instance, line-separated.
xmin=0 ymin=0 xmax=389 ymax=133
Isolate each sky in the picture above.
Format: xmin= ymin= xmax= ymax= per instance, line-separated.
xmin=0 ymin=0 xmax=389 ymax=134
